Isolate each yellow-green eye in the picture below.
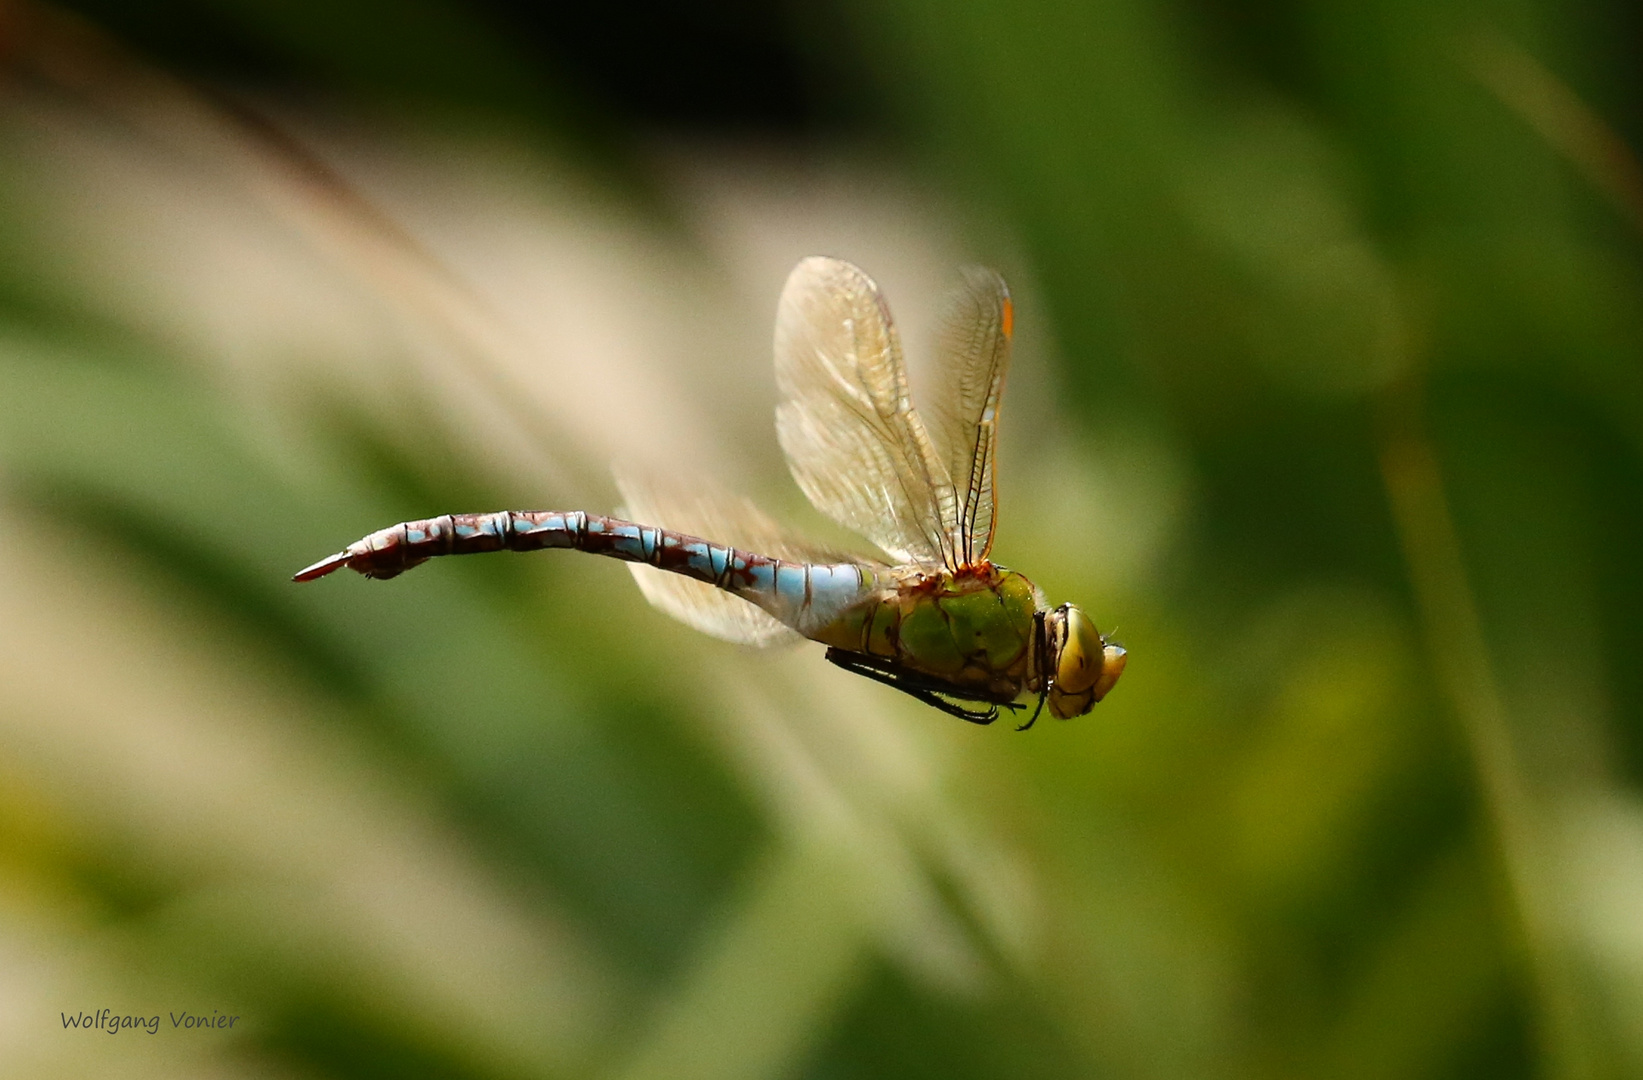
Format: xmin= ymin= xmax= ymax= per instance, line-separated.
xmin=1047 ymin=605 xmax=1125 ymax=719
xmin=1055 ymin=605 xmax=1103 ymax=693
xmin=1093 ymin=643 xmax=1126 ymax=701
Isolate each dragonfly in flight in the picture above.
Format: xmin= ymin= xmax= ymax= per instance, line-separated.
xmin=296 ymin=257 xmax=1124 ymax=728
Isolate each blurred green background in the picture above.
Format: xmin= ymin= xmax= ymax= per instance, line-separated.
xmin=0 ymin=0 xmax=1639 ymax=1077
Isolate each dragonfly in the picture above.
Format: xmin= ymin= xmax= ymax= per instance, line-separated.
xmin=295 ymin=257 xmax=1125 ymax=728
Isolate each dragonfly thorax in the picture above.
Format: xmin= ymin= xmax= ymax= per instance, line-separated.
xmin=811 ymin=566 xmax=1124 ymax=721
xmin=809 ymin=564 xmax=1030 ymax=693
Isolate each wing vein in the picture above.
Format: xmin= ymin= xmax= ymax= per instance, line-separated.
xmin=774 ymin=257 xmax=961 ymax=567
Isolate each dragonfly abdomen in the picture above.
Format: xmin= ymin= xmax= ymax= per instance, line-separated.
xmin=296 ymin=510 xmax=749 ymax=580
xmin=294 ymin=511 xmax=871 ymax=634
xmin=295 ymin=510 xmax=607 ymax=580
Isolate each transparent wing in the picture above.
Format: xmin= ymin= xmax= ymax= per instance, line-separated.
xmin=614 ymin=470 xmax=859 ymax=648
xmin=928 ymin=267 xmax=1013 ymax=565
xmin=773 ymin=257 xmax=961 ymax=568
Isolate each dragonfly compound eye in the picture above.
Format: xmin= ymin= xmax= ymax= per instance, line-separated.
xmin=1056 ymin=605 xmax=1102 ymax=692
xmin=1046 ymin=604 xmax=1119 ymax=718
xmin=1094 ymin=643 xmax=1126 ymax=702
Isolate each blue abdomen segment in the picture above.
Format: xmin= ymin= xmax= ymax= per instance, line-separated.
xmin=294 ymin=511 xmax=871 ymax=636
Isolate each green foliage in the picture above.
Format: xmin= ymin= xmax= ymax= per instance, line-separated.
xmin=1 ymin=1 xmax=1639 ymax=1078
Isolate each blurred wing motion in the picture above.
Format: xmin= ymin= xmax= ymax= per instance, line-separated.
xmin=615 ymin=470 xmax=860 ymax=647
xmin=774 ymin=257 xmax=962 ymax=568
xmin=928 ymin=267 xmax=1013 ymax=565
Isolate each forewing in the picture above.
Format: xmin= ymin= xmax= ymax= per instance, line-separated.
xmin=614 ymin=470 xmax=859 ymax=647
xmin=928 ymin=267 xmax=1013 ymax=565
xmin=773 ymin=257 xmax=960 ymax=567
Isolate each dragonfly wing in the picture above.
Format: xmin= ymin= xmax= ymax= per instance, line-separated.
xmin=774 ymin=257 xmax=961 ymax=568
xmin=615 ymin=471 xmax=860 ymax=648
xmin=928 ymin=267 xmax=1013 ymax=565
xmin=628 ymin=566 xmax=798 ymax=647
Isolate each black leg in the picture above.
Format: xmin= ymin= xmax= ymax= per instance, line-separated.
xmin=1016 ymin=688 xmax=1048 ymax=732
xmin=904 ymin=685 xmax=999 ymax=725
xmin=825 ymin=649 xmax=1002 ymax=725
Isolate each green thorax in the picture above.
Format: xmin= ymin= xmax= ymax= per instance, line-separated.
xmin=812 ymin=563 xmax=1044 ymax=698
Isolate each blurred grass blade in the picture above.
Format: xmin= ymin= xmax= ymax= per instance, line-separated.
xmin=1377 ymin=387 xmax=1594 ymax=1077
xmin=1468 ymin=28 xmax=1643 ymax=235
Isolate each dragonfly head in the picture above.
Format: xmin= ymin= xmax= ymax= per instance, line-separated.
xmin=1044 ymin=603 xmax=1127 ymax=719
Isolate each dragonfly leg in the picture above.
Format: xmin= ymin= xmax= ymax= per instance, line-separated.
xmin=1016 ymin=688 xmax=1048 ymax=732
xmin=824 ymin=649 xmax=1001 ymax=725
